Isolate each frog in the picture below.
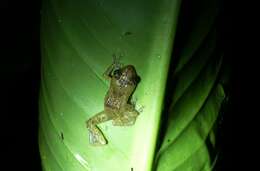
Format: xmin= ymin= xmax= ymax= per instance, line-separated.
xmin=86 ymin=57 xmax=140 ymax=145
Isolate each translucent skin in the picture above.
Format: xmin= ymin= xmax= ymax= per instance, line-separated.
xmin=86 ymin=60 xmax=140 ymax=145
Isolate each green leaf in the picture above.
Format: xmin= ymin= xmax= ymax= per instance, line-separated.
xmin=39 ymin=0 xmax=181 ymax=170
xmin=39 ymin=0 xmax=228 ymax=170
xmin=154 ymin=0 xmax=228 ymax=170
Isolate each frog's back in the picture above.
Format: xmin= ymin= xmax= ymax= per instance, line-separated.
xmin=105 ymin=80 xmax=132 ymax=107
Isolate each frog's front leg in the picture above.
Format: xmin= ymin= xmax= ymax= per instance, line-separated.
xmin=86 ymin=111 xmax=112 ymax=145
xmin=103 ymin=55 xmax=122 ymax=80
xmin=112 ymin=105 xmax=139 ymax=126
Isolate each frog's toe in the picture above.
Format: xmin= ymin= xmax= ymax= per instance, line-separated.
xmin=89 ymin=131 xmax=107 ymax=145
xmin=137 ymin=105 xmax=144 ymax=113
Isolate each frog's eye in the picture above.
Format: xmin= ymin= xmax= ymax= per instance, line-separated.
xmin=113 ymin=69 xmax=121 ymax=79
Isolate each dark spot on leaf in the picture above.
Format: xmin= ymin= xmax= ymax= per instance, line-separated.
xmin=167 ymin=139 xmax=170 ymax=142
xmin=60 ymin=132 xmax=64 ymax=140
xmin=124 ymin=31 xmax=132 ymax=36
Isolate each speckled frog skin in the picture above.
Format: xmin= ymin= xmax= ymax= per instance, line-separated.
xmin=86 ymin=58 xmax=140 ymax=145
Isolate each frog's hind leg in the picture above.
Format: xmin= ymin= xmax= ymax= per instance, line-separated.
xmin=112 ymin=105 xmax=139 ymax=126
xmin=86 ymin=111 xmax=112 ymax=145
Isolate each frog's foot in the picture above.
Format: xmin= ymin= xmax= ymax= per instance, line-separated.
xmin=137 ymin=105 xmax=144 ymax=113
xmin=122 ymin=119 xmax=135 ymax=126
xmin=131 ymin=97 xmax=138 ymax=107
xmin=88 ymin=128 xmax=107 ymax=145
xmin=135 ymin=105 xmax=144 ymax=113
xmin=112 ymin=118 xmax=124 ymax=126
xmin=112 ymin=117 xmax=136 ymax=126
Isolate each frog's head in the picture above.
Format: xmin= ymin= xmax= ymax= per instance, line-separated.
xmin=113 ymin=65 xmax=140 ymax=86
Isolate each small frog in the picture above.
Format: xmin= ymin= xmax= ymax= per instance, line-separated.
xmin=86 ymin=57 xmax=140 ymax=145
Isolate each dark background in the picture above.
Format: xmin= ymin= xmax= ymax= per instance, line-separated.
xmin=1 ymin=0 xmax=235 ymax=170
xmin=2 ymin=0 xmax=42 ymax=170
